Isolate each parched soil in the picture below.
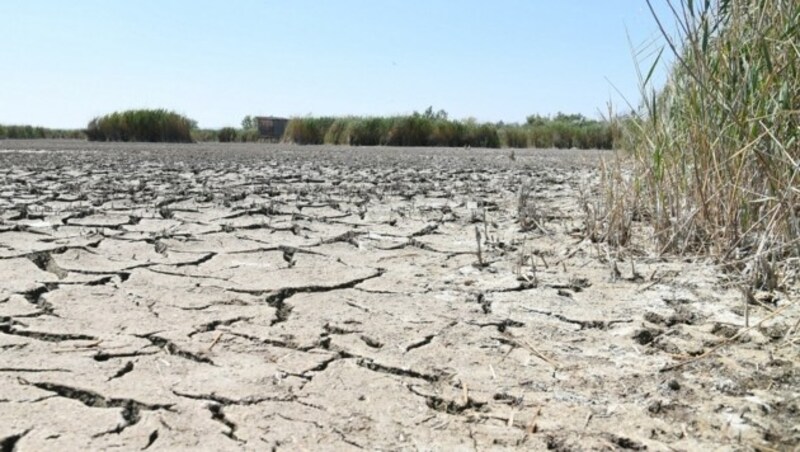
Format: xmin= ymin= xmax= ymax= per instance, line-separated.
xmin=0 ymin=140 xmax=797 ymax=451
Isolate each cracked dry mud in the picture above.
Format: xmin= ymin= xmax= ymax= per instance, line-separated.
xmin=0 ymin=140 xmax=798 ymax=451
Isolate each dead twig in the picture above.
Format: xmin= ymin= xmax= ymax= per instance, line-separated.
xmin=52 ymin=339 xmax=104 ymax=353
xmin=501 ymin=332 xmax=559 ymax=369
xmin=474 ymin=226 xmax=484 ymax=267
xmin=526 ymin=407 xmax=541 ymax=436
xmin=207 ymin=331 xmax=223 ymax=352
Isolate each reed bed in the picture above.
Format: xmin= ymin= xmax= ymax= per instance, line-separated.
xmin=602 ymin=0 xmax=799 ymax=289
xmin=217 ymin=127 xmax=238 ymax=143
xmin=86 ymin=109 xmax=195 ymax=143
xmin=282 ymin=111 xmax=613 ymax=149
xmin=507 ymin=114 xmax=615 ymax=149
xmin=0 ymin=124 xmax=85 ymax=140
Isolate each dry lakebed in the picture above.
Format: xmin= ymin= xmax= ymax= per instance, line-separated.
xmin=0 ymin=140 xmax=797 ymax=450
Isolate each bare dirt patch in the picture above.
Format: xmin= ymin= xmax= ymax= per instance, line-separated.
xmin=0 ymin=140 xmax=797 ymax=450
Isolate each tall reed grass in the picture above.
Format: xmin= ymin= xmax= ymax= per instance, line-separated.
xmin=0 ymin=124 xmax=85 ymax=139
xmin=282 ymin=117 xmax=336 ymax=145
xmin=282 ymin=111 xmax=611 ymax=149
xmin=604 ymin=0 xmax=799 ymax=289
xmin=86 ymin=109 xmax=195 ymax=143
xmin=503 ymin=114 xmax=615 ymax=149
xmin=191 ymin=128 xmax=262 ymax=142
xmin=217 ymin=127 xmax=238 ymax=142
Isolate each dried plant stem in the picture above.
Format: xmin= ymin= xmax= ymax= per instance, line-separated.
xmin=474 ymin=226 xmax=483 ymax=266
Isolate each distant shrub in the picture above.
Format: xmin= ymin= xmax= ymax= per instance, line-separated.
xmin=86 ymin=109 xmax=194 ymax=142
xmin=218 ymin=127 xmax=237 ymax=142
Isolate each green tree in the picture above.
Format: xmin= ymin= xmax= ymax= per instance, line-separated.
xmin=241 ymin=115 xmax=255 ymax=130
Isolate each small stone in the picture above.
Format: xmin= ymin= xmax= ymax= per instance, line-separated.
xmin=648 ymin=400 xmax=662 ymax=414
xmin=633 ymin=329 xmax=658 ymax=345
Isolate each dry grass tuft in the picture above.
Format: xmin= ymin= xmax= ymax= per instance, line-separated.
xmin=517 ymin=178 xmax=547 ymax=233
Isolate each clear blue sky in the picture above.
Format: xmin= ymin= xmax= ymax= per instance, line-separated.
xmin=1 ymin=1 xmax=674 ymax=129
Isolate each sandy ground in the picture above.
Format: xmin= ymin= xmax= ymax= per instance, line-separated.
xmin=0 ymin=140 xmax=797 ymax=451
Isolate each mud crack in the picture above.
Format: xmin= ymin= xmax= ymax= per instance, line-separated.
xmin=266 ymin=295 xmax=293 ymax=326
xmin=321 ymin=230 xmax=364 ymax=247
xmin=468 ymin=318 xmax=525 ymax=333
xmin=19 ymin=286 xmax=55 ymax=314
xmin=107 ymin=361 xmax=134 ymax=381
xmin=0 ymin=367 xmax=71 ymax=373
xmin=17 ymin=379 xmax=174 ymax=436
xmin=0 ymin=319 xmax=96 ymax=343
xmin=174 ymin=252 xmax=216 ymax=267
xmin=322 ymin=323 xmax=361 ymax=335
xmin=407 ymin=385 xmax=487 ymax=415
xmin=332 ymin=428 xmax=365 ymax=449
xmin=172 ymin=390 xmax=294 ymax=405
xmin=26 ymin=251 xmax=68 ymax=279
xmin=188 ymin=316 xmax=252 ymax=337
xmin=355 ymin=357 xmax=441 ymax=383
xmin=94 ymin=350 xmax=158 ymax=362
xmin=525 ymin=308 xmax=632 ymax=330
xmin=405 ymin=335 xmax=436 ymax=352
xmin=142 ymin=429 xmax=159 ymax=450
xmin=409 ymin=223 xmax=439 ymax=237
xmin=220 ymin=330 xmax=313 ymax=352
xmin=0 ymin=429 xmax=30 ymax=452
xmin=208 ymin=404 xmax=241 ymax=442
xmin=263 ymin=269 xmax=385 ymax=326
xmin=136 ymin=333 xmax=214 ymax=364
xmin=302 ymin=354 xmax=342 ymax=374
